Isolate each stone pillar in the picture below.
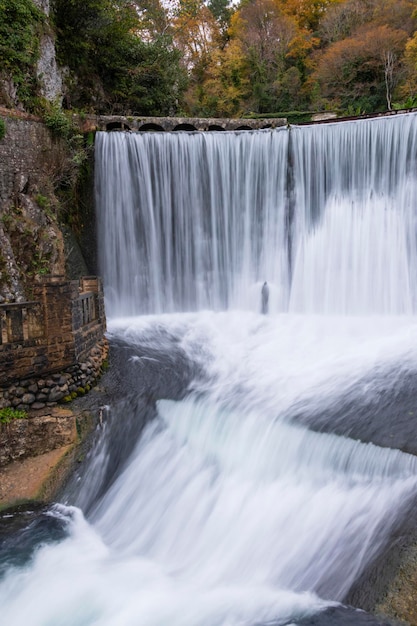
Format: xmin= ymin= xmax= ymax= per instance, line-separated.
xmin=32 ymin=276 xmax=75 ymax=371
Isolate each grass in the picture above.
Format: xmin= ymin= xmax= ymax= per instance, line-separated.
xmin=0 ymin=408 xmax=28 ymax=424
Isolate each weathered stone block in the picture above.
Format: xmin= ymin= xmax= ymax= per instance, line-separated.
xmin=48 ymin=388 xmax=64 ymax=402
xmin=21 ymin=393 xmax=36 ymax=404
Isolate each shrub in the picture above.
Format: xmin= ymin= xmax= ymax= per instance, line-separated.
xmin=0 ymin=407 xmax=28 ymax=424
xmin=0 ymin=119 xmax=5 ymax=140
xmin=42 ymin=103 xmax=73 ymax=139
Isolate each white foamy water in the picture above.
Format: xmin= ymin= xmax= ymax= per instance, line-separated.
xmin=2 ymin=115 xmax=417 ymax=625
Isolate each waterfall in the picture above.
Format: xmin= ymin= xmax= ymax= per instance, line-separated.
xmin=2 ymin=114 xmax=417 ymax=626
xmin=95 ymin=129 xmax=290 ymax=316
xmin=289 ymin=117 xmax=417 ymax=314
xmin=96 ymin=113 xmax=417 ymax=317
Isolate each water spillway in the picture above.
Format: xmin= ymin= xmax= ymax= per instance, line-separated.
xmin=96 ymin=114 xmax=417 ymax=317
xmin=3 ymin=114 xmax=417 ymax=625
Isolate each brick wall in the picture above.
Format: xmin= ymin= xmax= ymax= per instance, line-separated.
xmin=0 ymin=276 xmax=107 ymax=410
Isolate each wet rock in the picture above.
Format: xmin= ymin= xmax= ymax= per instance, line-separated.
xmin=279 ymin=606 xmax=401 ymax=625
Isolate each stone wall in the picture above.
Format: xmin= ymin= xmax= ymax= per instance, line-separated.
xmin=0 ymin=276 xmax=107 ymax=412
xmin=0 ymin=110 xmax=66 ymax=209
xmin=0 ymin=109 xmax=68 ymax=302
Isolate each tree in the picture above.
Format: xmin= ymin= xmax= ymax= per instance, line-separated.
xmin=199 ymin=39 xmax=250 ymax=116
xmin=383 ymin=50 xmax=396 ymax=110
xmin=314 ymin=24 xmax=408 ymax=112
xmin=399 ymin=30 xmax=417 ymax=103
xmin=207 ymin=0 xmax=232 ymax=41
xmin=172 ymin=0 xmax=222 ymax=113
xmin=318 ymin=0 xmax=375 ymax=44
xmin=53 ymin=0 xmax=186 ymax=114
xmin=227 ymin=0 xmax=298 ymax=112
xmin=319 ymin=0 xmax=417 ymax=45
xmin=280 ymin=0 xmax=342 ymax=32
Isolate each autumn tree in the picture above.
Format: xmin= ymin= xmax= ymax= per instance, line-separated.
xmin=399 ymin=29 xmax=417 ymax=104
xmin=319 ymin=0 xmax=416 ymax=45
xmin=200 ymin=40 xmax=250 ymax=116
xmin=280 ymin=0 xmax=342 ymax=32
xmin=318 ymin=0 xmax=375 ymax=44
xmin=172 ymin=0 xmax=222 ymax=113
xmin=226 ymin=0 xmax=317 ymax=113
xmin=314 ymin=23 xmax=408 ymax=112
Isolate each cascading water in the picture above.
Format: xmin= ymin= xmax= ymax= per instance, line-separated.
xmin=96 ymin=114 xmax=417 ymax=317
xmin=95 ymin=129 xmax=291 ymax=315
xmin=2 ymin=113 xmax=417 ymax=626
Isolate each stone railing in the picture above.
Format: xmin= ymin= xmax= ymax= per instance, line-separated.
xmin=0 ymin=276 xmax=107 ymax=411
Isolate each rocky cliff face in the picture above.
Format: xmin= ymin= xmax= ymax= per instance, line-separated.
xmin=0 ymin=111 xmax=73 ymax=302
xmin=0 ymin=1 xmax=64 ymax=111
xmin=32 ymin=0 xmax=64 ymax=104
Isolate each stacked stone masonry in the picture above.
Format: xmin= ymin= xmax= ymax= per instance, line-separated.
xmin=0 ymin=275 xmax=107 ymax=412
xmin=0 ymin=109 xmax=66 ymax=208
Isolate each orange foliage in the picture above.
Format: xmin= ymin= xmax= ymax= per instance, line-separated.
xmin=280 ymin=0 xmax=343 ymax=31
xmin=314 ymin=24 xmax=408 ymax=108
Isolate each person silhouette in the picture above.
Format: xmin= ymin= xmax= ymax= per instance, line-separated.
xmin=261 ymin=281 xmax=269 ymax=314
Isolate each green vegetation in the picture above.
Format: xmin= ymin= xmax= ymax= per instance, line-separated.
xmin=0 ymin=0 xmax=44 ymax=108
xmin=53 ymin=0 xmax=186 ymax=115
xmin=2 ymin=0 xmax=417 ymax=122
xmin=0 ymin=407 xmax=28 ymax=424
xmin=34 ymin=194 xmax=49 ymax=209
xmin=42 ymin=102 xmax=73 ymax=138
xmin=0 ymin=118 xmax=5 ymax=140
xmin=28 ymin=251 xmax=50 ymax=277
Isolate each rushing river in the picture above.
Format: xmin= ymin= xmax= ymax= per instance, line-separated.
xmin=2 ymin=114 xmax=417 ymax=625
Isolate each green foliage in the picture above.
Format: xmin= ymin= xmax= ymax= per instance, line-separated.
xmin=344 ymin=104 xmax=366 ymax=117
xmin=0 ymin=407 xmax=27 ymax=424
xmin=0 ymin=0 xmax=44 ymax=107
xmin=35 ymin=194 xmax=49 ymax=209
xmin=42 ymin=102 xmax=73 ymax=138
xmin=28 ymin=251 xmax=50 ymax=277
xmin=53 ymin=0 xmax=186 ymax=115
xmin=393 ymin=96 xmax=417 ymax=110
xmin=86 ymin=131 xmax=95 ymax=147
xmin=0 ymin=118 xmax=5 ymax=140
